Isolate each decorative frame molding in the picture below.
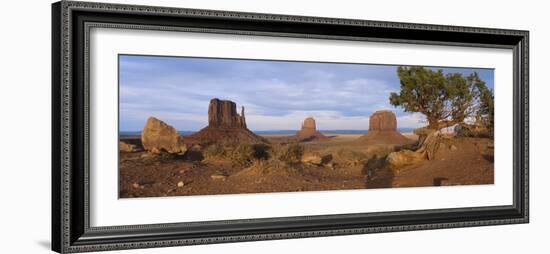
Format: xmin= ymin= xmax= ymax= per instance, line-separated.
xmin=52 ymin=1 xmax=529 ymax=253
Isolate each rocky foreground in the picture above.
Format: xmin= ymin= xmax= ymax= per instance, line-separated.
xmin=119 ymin=99 xmax=493 ymax=198
xmin=119 ymin=133 xmax=493 ymax=198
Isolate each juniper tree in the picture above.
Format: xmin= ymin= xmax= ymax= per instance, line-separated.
xmin=389 ymin=66 xmax=493 ymax=130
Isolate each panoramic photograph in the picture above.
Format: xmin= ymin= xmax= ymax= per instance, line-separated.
xmin=118 ymin=55 xmax=495 ymax=198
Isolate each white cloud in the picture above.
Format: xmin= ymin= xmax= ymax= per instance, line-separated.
xmin=119 ymin=57 xmax=422 ymax=131
xmin=396 ymin=113 xmax=427 ymax=129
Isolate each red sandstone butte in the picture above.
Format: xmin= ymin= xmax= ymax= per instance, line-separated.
xmin=359 ymin=110 xmax=413 ymax=145
xmin=295 ymin=117 xmax=328 ymax=142
xmin=184 ymin=98 xmax=265 ymax=144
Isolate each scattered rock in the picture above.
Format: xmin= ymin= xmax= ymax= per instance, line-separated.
xmin=449 ymin=145 xmax=458 ymax=151
xmin=295 ymin=117 xmax=329 ymax=142
xmin=132 ymin=183 xmax=140 ymax=189
xmin=359 ymin=110 xmax=413 ymax=145
xmin=301 ymin=152 xmax=323 ymax=165
xmin=140 ymin=153 xmax=155 ymax=159
xmin=335 ymin=149 xmax=369 ymax=166
xmin=150 ymin=147 xmax=161 ymax=155
xmin=141 ymin=117 xmax=187 ymax=154
xmin=177 ymin=181 xmax=184 ymax=188
xmin=210 ymin=174 xmax=228 ymax=181
xmin=386 ymin=150 xmax=425 ymax=170
xmin=119 ymin=141 xmax=138 ymax=152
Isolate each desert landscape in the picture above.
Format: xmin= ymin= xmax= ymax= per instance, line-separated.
xmin=119 ymin=98 xmax=494 ymax=198
xmin=118 ymin=56 xmax=495 ymax=198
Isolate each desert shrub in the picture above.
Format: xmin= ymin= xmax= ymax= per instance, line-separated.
xmin=203 ymin=143 xmax=262 ymax=167
xmin=251 ymin=144 xmax=271 ymax=160
xmin=362 ymin=155 xmax=387 ymax=177
xmin=278 ymin=143 xmax=304 ymax=165
xmin=183 ymin=150 xmax=204 ymax=162
xmin=335 ymin=149 xmax=369 ymax=166
xmin=228 ymin=143 xmax=255 ymax=167
xmin=454 ymin=123 xmax=492 ymax=138
xmin=202 ymin=143 xmax=225 ymax=159
xmin=321 ymin=154 xmax=333 ymax=164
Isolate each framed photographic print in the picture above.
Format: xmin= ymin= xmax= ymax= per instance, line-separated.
xmin=51 ymin=1 xmax=529 ymax=253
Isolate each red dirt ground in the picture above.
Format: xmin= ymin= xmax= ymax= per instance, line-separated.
xmin=119 ymin=135 xmax=493 ymax=198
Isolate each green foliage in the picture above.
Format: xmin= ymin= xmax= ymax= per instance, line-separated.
xmin=476 ymin=79 xmax=494 ymax=132
xmin=390 ymin=66 xmax=494 ymax=130
xmin=278 ymin=143 xmax=304 ymax=165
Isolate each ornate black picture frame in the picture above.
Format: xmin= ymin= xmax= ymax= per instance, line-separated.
xmin=52 ymin=1 xmax=529 ymax=253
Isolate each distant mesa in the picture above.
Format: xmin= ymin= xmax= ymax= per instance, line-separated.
xmin=295 ymin=117 xmax=328 ymax=142
xmin=358 ymin=110 xmax=413 ymax=145
xmin=184 ymin=98 xmax=266 ymax=145
xmin=369 ymin=110 xmax=397 ymax=131
xmin=141 ymin=117 xmax=187 ymax=154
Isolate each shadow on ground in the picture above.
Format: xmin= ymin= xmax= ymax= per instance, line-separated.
xmin=362 ymin=155 xmax=395 ymax=188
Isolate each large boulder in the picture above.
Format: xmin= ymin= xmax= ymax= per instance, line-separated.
xmin=295 ymin=117 xmax=328 ymax=142
xmin=184 ymin=98 xmax=265 ymax=145
xmin=359 ymin=110 xmax=413 ymax=145
xmin=141 ymin=117 xmax=187 ymax=154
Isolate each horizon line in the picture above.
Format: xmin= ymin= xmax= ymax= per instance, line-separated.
xmin=119 ymin=128 xmax=419 ymax=132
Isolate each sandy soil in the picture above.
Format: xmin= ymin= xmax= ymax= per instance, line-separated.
xmin=119 ymin=133 xmax=493 ymax=198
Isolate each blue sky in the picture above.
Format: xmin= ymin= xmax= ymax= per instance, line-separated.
xmin=119 ymin=55 xmax=494 ymax=131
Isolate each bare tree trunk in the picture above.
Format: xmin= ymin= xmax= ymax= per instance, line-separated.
xmin=414 ymin=128 xmax=441 ymax=160
xmin=386 ymin=127 xmax=443 ymax=170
